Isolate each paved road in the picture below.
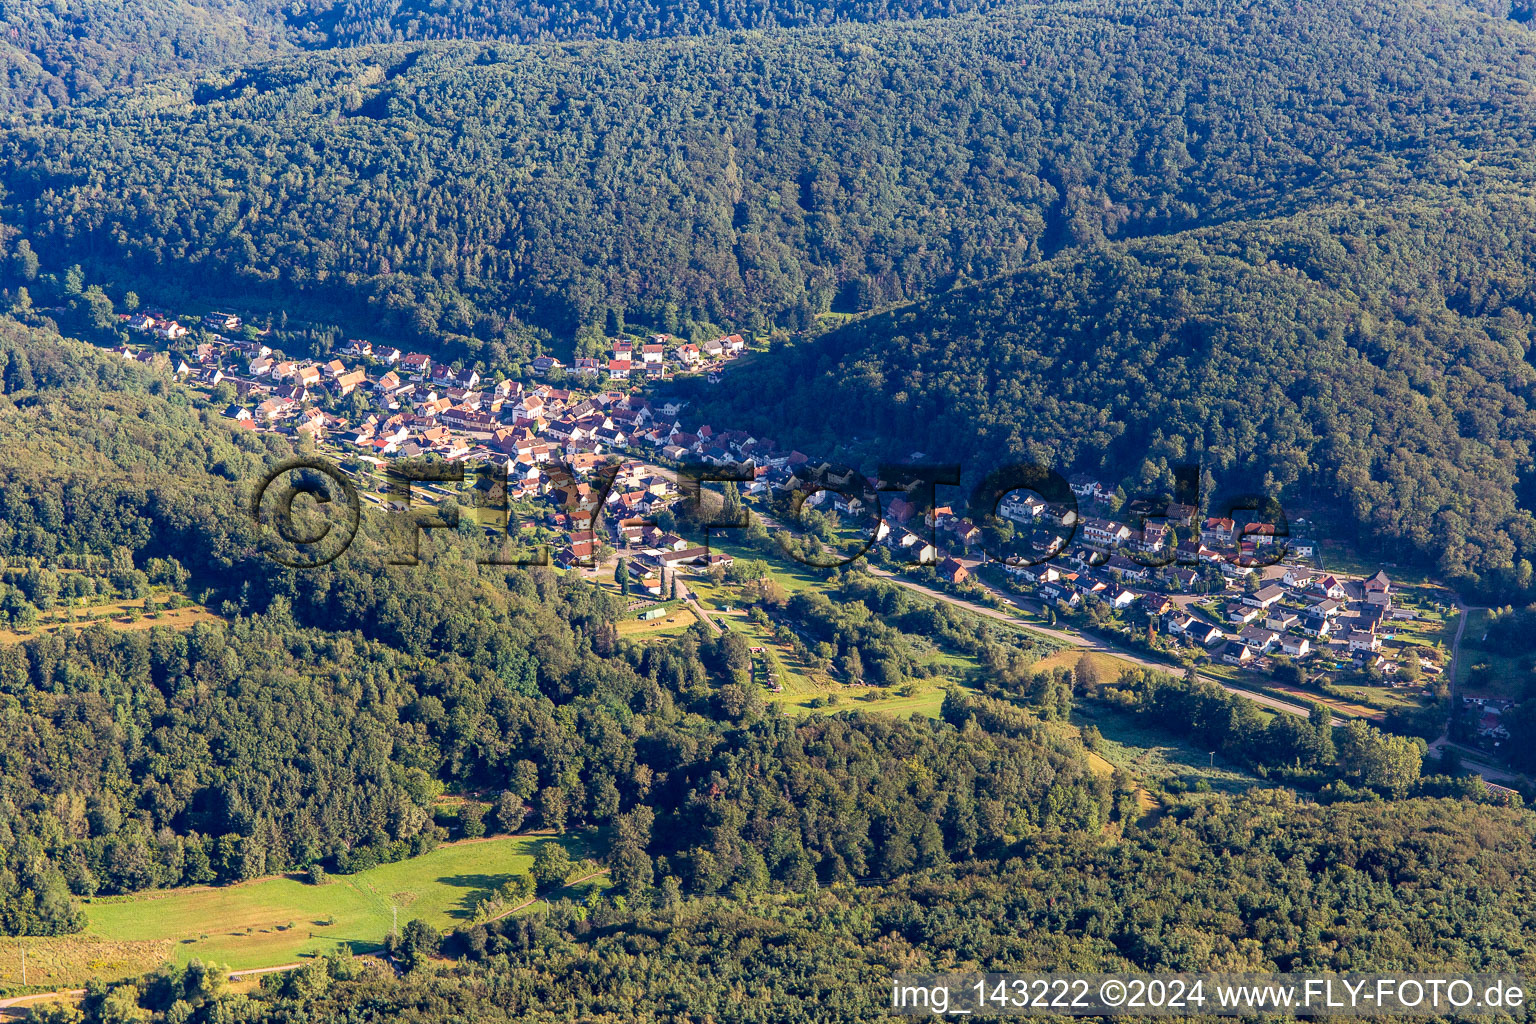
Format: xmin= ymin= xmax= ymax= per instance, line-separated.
xmin=628 ymin=488 xmax=1523 ymax=787
xmin=673 ymin=578 xmax=722 ymax=636
xmin=871 ymin=566 xmax=1536 ymax=790
xmin=864 ymin=567 xmax=1345 ymax=724
xmin=1426 ymin=740 xmax=1523 ymax=785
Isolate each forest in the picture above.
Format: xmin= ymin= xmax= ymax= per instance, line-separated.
xmin=0 ymin=320 xmax=1117 ymax=936
xmin=688 ymin=189 xmax=1536 ymax=598
xmin=0 ymin=0 xmax=1014 ymax=111
xmin=7 ymin=0 xmax=1536 ymax=602
xmin=0 ymin=322 xmax=1511 ymax=955
xmin=9 ymin=0 xmax=1536 ymax=1017
xmin=32 ymin=794 xmax=1536 ymax=1022
xmin=6 ymin=0 xmax=1536 ymax=352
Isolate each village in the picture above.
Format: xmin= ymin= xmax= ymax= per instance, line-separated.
xmin=102 ymin=304 xmax=1496 ymax=745
xmin=110 ymin=308 xmax=800 ymax=584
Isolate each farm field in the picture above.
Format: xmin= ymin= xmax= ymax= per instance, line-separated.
xmin=17 ymin=833 xmax=598 ymax=982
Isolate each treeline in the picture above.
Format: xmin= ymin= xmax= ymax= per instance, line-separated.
xmin=0 ymin=612 xmax=1105 ymax=934
xmin=7 ymin=0 xmax=1536 ymax=348
xmin=688 ymin=190 xmax=1536 ymax=595
xmin=1086 ymin=667 xmax=1448 ymax=799
xmin=299 ymin=0 xmax=1013 ymax=49
xmin=0 ymin=0 xmax=292 ymax=113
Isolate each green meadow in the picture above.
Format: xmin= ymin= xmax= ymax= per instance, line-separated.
xmin=69 ymin=834 xmax=598 ymax=974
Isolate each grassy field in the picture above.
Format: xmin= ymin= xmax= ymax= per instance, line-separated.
xmin=1075 ymin=703 xmax=1263 ymax=795
xmin=692 ymin=532 xmax=830 ymax=596
xmin=1032 ymin=648 xmax=1141 ymax=681
xmin=0 ymin=595 xmax=219 ymax=645
xmin=615 ymin=606 xmax=697 ymax=637
xmin=1455 ymin=608 xmax=1530 ymax=700
xmin=1331 ymin=683 xmax=1422 ymax=713
xmin=1313 ymin=542 xmax=1439 ymax=585
xmin=39 ymin=833 xmax=597 ymax=979
xmin=0 ymin=936 xmax=173 ymax=992
xmin=1081 ymin=746 xmax=1160 ymax=819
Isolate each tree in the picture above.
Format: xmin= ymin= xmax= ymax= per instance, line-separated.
xmin=1308 ymin=702 xmax=1336 ymax=763
xmin=510 ymin=760 xmax=540 ymax=799
xmin=536 ymin=786 xmax=568 ymax=832
xmin=387 ymin=919 xmax=440 ymax=972
xmin=11 ymin=239 xmax=38 ymax=281
xmin=1338 ymin=720 xmax=1421 ymax=797
xmin=493 ymin=792 xmax=525 ymax=834
xmin=722 ymin=481 xmax=744 ymax=524
xmin=531 ymin=842 xmax=573 ymax=890
xmin=97 ymin=985 xmax=149 ymax=1024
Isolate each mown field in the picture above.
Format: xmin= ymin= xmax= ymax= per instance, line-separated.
xmin=614 ymin=604 xmax=697 ymax=637
xmin=5 ymin=834 xmax=599 ymax=985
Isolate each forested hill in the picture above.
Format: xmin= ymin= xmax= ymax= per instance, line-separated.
xmin=0 ymin=0 xmax=293 ymax=112
xmin=684 ymin=186 xmax=1536 ymax=594
xmin=0 ymin=0 xmax=1014 ymax=112
xmin=5 ymin=0 xmax=1536 ymax=358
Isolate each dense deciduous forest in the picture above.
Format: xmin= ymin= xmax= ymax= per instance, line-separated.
xmin=6 ymin=0 xmax=1536 ymax=348
xmin=36 ymin=795 xmax=1536 ymax=1022
xmin=0 ymin=0 xmax=1015 ymax=111
xmin=688 ymin=191 xmax=1536 ymax=595
xmin=0 ymin=323 xmax=1508 ymax=954
xmin=9 ymin=0 xmax=1536 ymax=1017
xmin=0 ymin=321 xmax=1114 ymax=936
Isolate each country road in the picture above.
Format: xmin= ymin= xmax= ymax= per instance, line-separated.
xmin=676 ymin=489 xmax=1344 ymax=725
xmin=615 ymin=478 xmax=1519 ymax=787
xmin=864 ymin=568 xmax=1348 ymax=725
xmin=0 ymin=959 xmax=371 ymax=1015
xmin=867 ymin=566 xmax=1536 ymax=789
xmin=1423 ymin=601 xmax=1519 ymax=785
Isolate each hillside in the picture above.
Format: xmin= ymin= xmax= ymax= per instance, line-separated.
xmin=686 ymin=187 xmax=1536 ymax=592
xmin=0 ymin=0 xmax=1014 ymax=111
xmin=5 ymin=0 xmax=1536 ymax=358
xmin=0 ymin=318 xmax=1116 ymax=944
